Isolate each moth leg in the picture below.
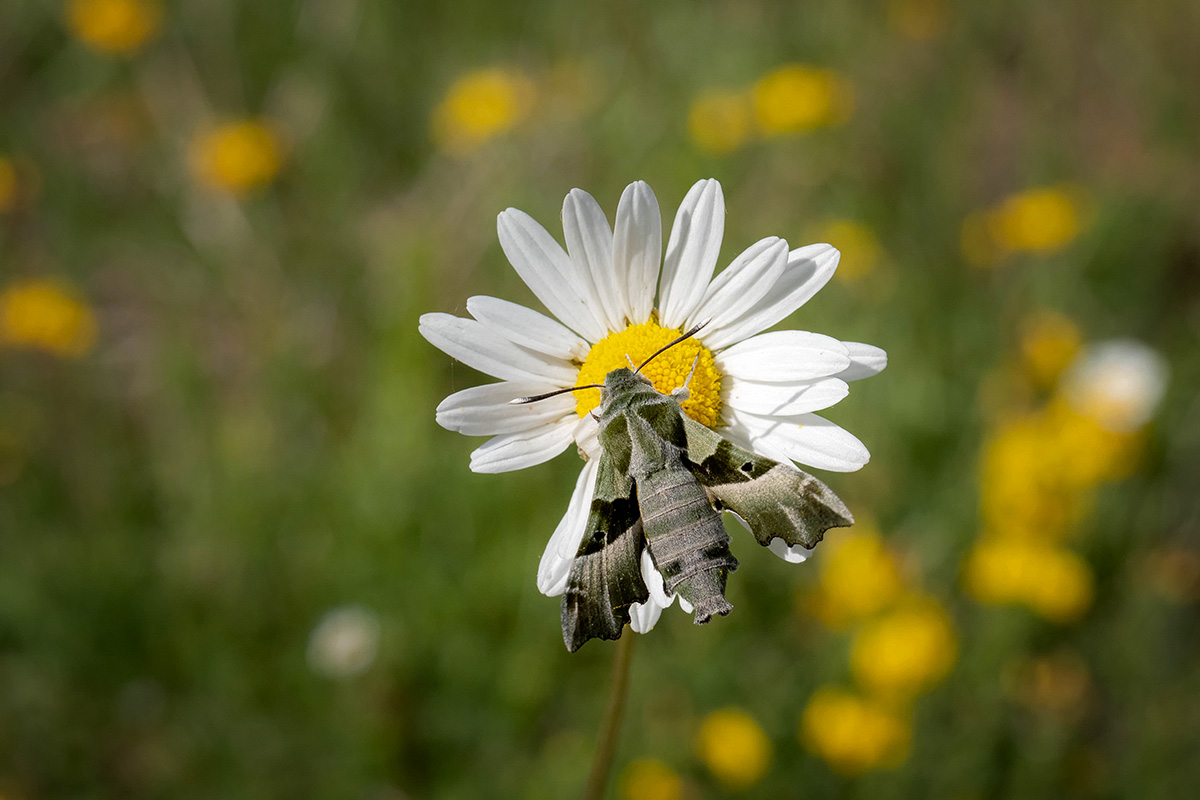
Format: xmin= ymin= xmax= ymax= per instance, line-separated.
xmin=671 ymin=353 xmax=701 ymax=402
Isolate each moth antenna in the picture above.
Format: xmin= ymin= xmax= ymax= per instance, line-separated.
xmin=671 ymin=353 xmax=702 ymax=401
xmin=625 ymin=354 xmax=636 ymax=370
xmin=635 ymin=319 xmax=711 ymax=374
xmin=682 ymin=352 xmax=700 ymax=389
xmin=510 ymin=384 xmax=603 ymax=405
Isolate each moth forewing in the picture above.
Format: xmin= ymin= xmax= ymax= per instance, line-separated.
xmin=680 ymin=415 xmax=854 ymax=550
xmin=561 ymin=452 xmax=649 ymax=652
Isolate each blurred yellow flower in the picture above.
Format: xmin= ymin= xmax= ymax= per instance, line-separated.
xmin=978 ymin=412 xmax=1088 ymax=542
xmin=1019 ymin=310 xmax=1082 ymax=389
xmin=815 ymin=219 xmax=882 ymax=282
xmin=978 ymin=397 xmax=1142 ymax=544
xmin=190 ymin=120 xmax=285 ymax=196
xmin=1042 ymin=399 xmax=1139 ymax=486
xmin=688 ymin=89 xmax=752 ymax=156
xmin=990 ymin=187 xmax=1084 ymax=254
xmin=963 ymin=187 xmax=1088 ymax=267
xmin=0 ymin=279 xmax=97 ymax=358
xmin=66 ymin=0 xmax=163 ymax=56
xmin=808 ymin=527 xmax=904 ymax=629
xmin=694 ymin=708 xmax=772 ymax=789
xmin=850 ymin=597 xmax=957 ymax=698
xmin=800 ymin=687 xmax=910 ymax=774
xmin=888 ymin=0 xmax=948 ymax=41
xmin=431 ymin=68 xmax=535 ymax=156
xmin=0 ymin=156 xmax=17 ymax=213
xmin=964 ymin=540 xmax=1094 ymax=623
xmin=753 ymin=64 xmax=853 ymax=136
xmin=1028 ymin=553 xmax=1095 ymax=622
xmin=621 ymin=759 xmax=683 ymax=800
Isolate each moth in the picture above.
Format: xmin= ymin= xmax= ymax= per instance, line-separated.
xmin=516 ymin=324 xmax=854 ymax=652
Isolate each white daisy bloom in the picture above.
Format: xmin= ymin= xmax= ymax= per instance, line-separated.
xmin=1061 ymin=338 xmax=1168 ymax=433
xmin=307 ymin=605 xmax=381 ymax=679
xmin=420 ymin=179 xmax=886 ymax=633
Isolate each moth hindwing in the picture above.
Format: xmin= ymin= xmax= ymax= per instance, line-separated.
xmin=560 ymin=367 xmax=854 ymax=651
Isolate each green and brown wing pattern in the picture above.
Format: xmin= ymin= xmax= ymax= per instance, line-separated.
xmin=560 ymin=452 xmax=649 ymax=652
xmin=681 ymin=415 xmax=854 ymax=550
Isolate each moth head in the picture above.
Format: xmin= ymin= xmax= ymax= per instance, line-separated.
xmin=602 ymin=366 xmax=651 ymax=396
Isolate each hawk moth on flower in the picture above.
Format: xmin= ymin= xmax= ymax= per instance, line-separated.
xmin=516 ymin=325 xmax=855 ymax=652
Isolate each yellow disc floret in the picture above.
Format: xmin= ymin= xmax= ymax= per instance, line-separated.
xmin=574 ymin=319 xmax=722 ymax=427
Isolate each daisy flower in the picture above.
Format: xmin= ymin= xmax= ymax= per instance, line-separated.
xmin=420 ymin=179 xmax=885 ymax=634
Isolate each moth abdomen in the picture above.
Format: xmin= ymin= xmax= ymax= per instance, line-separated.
xmin=637 ymin=466 xmax=738 ymax=625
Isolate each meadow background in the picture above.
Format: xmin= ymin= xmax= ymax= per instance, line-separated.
xmin=2 ymin=1 xmax=1199 ymax=798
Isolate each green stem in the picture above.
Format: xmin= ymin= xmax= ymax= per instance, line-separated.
xmin=582 ymin=630 xmax=636 ymax=800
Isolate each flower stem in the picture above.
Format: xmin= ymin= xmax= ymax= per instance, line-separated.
xmin=582 ymin=630 xmax=636 ymax=800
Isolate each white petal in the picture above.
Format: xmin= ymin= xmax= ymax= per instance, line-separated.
xmin=837 ymin=342 xmax=888 ymax=382
xmin=716 ymin=331 xmax=851 ymax=383
xmin=700 ymin=244 xmax=841 ymax=349
xmin=436 ymin=381 xmax=576 ymax=436
xmin=726 ymin=409 xmax=870 ymax=472
xmin=537 ymin=460 xmax=599 ymax=596
xmin=613 ymin=181 xmax=663 ymax=325
xmin=768 ymin=538 xmax=814 ymax=563
xmin=572 ymin=414 xmax=601 ymax=461
xmin=629 ymin=597 xmax=665 ymax=634
xmin=641 ymin=549 xmax=673 ymax=608
xmin=467 ymin=296 xmax=589 ymax=361
xmin=631 ymin=549 xmax=672 ymax=633
xmin=469 ymin=422 xmax=577 ymax=474
xmin=497 ymin=208 xmax=609 ymax=341
xmin=659 ymin=179 xmax=725 ymax=328
xmin=688 ymin=237 xmax=789 ymax=334
xmin=724 ymin=376 xmax=850 ymax=416
xmin=723 ymin=423 xmax=794 ymax=465
xmin=419 ymin=313 xmax=577 ymax=384
xmin=562 ymin=189 xmax=623 ymax=331
xmin=678 ymin=596 xmax=694 ymax=614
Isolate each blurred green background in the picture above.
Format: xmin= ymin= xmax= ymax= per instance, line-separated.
xmin=2 ymin=1 xmax=1199 ymax=798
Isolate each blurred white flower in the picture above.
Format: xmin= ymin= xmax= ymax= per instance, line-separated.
xmin=1062 ymin=339 xmax=1168 ymax=433
xmin=307 ymin=605 xmax=381 ymax=679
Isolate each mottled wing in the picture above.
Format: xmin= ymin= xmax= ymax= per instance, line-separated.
xmin=681 ymin=415 xmax=853 ymax=550
xmin=561 ymin=451 xmax=649 ymax=652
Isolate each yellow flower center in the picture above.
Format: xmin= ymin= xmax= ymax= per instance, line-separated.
xmin=573 ymin=319 xmax=722 ymax=427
